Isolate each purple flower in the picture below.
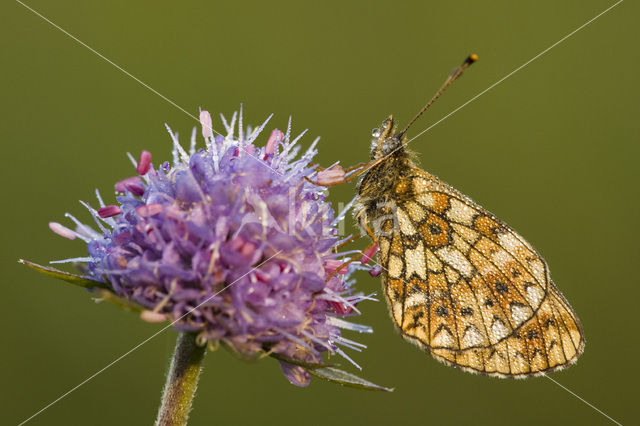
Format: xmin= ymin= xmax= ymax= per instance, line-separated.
xmin=48 ymin=109 xmax=375 ymax=387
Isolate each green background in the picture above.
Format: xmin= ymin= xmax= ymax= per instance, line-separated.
xmin=2 ymin=1 xmax=637 ymax=425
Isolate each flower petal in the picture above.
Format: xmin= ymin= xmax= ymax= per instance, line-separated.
xmin=308 ymin=367 xmax=393 ymax=392
xmin=279 ymin=361 xmax=311 ymax=387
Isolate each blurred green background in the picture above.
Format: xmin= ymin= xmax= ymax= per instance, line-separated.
xmin=2 ymin=0 xmax=637 ymax=425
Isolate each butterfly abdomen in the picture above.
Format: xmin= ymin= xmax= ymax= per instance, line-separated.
xmin=354 ymin=156 xmax=417 ymax=232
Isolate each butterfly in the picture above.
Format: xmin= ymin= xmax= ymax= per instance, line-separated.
xmin=329 ymin=55 xmax=584 ymax=377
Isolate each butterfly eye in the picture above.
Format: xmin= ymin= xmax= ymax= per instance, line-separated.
xmin=371 ymin=128 xmax=381 ymax=138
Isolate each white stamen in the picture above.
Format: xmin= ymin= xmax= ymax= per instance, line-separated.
xmin=165 ymin=124 xmax=190 ymax=164
xmin=50 ymin=257 xmax=93 ymax=264
xmin=283 ymin=116 xmax=293 ymax=148
xmin=318 ymin=288 xmax=362 ymax=315
xmin=327 ymin=317 xmax=373 ymax=333
xmin=238 ymin=104 xmax=244 ymax=144
xmin=290 ymin=129 xmax=310 ymax=152
xmin=64 ymin=213 xmax=100 ymax=240
xmin=331 ymin=197 xmax=356 ymax=227
xmin=94 ymin=189 xmax=106 ymax=208
xmin=79 ymin=201 xmax=109 ymax=233
xmin=126 ymin=151 xmax=138 ymax=168
xmin=221 ymin=111 xmax=237 ymax=137
xmin=334 ymin=335 xmax=367 ymax=350
xmin=334 ymin=347 xmax=362 ymax=370
xmin=246 ymin=113 xmax=274 ymax=145
xmin=190 ymin=126 xmax=197 ymax=155
xmin=282 ymin=126 xmax=307 ymax=161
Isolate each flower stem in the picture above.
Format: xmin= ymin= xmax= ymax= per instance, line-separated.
xmin=155 ymin=332 xmax=207 ymax=426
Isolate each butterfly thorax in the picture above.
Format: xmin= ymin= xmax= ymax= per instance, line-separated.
xmin=354 ymin=115 xmax=417 ymax=228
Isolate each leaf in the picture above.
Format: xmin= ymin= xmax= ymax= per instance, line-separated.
xmin=20 ymin=259 xmax=149 ymax=315
xmin=93 ymin=289 xmax=146 ymax=314
xmin=269 ymin=353 xmax=340 ymax=370
xmin=19 ymin=259 xmax=109 ymax=290
xmin=308 ymin=367 xmax=394 ymax=392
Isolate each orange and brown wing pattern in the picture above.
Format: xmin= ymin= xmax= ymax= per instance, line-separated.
xmin=377 ymin=168 xmax=584 ymax=377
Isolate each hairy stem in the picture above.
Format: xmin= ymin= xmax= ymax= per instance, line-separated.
xmin=155 ymin=332 xmax=207 ymax=426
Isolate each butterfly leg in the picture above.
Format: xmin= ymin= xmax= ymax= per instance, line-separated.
xmin=325 ymin=256 xmax=360 ymax=281
xmin=304 ymin=160 xmax=380 ymax=187
xmin=313 ymin=163 xmax=366 ymax=172
xmin=335 ymin=234 xmax=361 ymax=249
xmin=361 ymin=222 xmax=378 ymax=242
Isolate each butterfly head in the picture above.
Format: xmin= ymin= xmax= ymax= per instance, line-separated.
xmin=370 ymin=115 xmax=405 ymax=161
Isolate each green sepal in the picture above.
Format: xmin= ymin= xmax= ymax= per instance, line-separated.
xmin=308 ymin=367 xmax=394 ymax=392
xmin=19 ymin=259 xmax=109 ymax=290
xmin=20 ymin=259 xmax=149 ymax=314
xmin=93 ymin=289 xmax=146 ymax=313
xmin=270 ymin=353 xmax=340 ymax=370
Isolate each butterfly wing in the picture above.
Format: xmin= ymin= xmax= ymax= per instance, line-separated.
xmin=376 ymin=168 xmax=584 ymax=377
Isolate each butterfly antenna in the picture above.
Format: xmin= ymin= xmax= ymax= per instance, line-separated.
xmin=398 ymin=54 xmax=478 ymax=137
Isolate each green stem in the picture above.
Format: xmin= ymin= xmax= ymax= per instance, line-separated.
xmin=155 ymin=332 xmax=207 ymax=426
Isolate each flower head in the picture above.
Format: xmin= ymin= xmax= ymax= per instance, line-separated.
xmin=47 ymin=109 xmax=375 ymax=387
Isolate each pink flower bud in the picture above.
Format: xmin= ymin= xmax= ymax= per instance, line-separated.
xmin=316 ymin=164 xmax=346 ymax=186
xmin=49 ymin=222 xmax=76 ymax=240
xmin=265 ymin=129 xmax=283 ymax=155
xmin=330 ymin=301 xmax=354 ymax=316
xmin=115 ymin=176 xmax=143 ymax=193
xmin=137 ymin=150 xmax=152 ymax=175
xmin=125 ymin=182 xmax=145 ymax=196
xmin=244 ymin=144 xmax=255 ymax=155
xmin=324 ymin=259 xmax=349 ymax=275
xmin=98 ymin=205 xmax=122 ymax=218
xmin=200 ymin=110 xmax=213 ymax=139
xmin=360 ymin=243 xmax=379 ymax=264
xmin=369 ymin=265 xmax=382 ymax=277
xmin=140 ymin=310 xmax=167 ymax=323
